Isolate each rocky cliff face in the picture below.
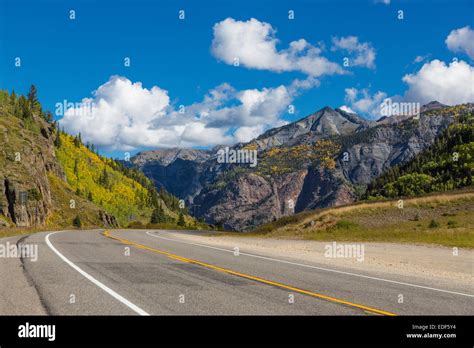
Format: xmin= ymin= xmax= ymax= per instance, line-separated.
xmin=0 ymin=112 xmax=118 ymax=229
xmin=193 ymin=169 xmax=308 ymax=229
xmin=132 ymin=148 xmax=211 ymax=202
xmin=0 ymin=114 xmax=62 ymax=227
xmin=132 ymin=103 xmax=462 ymax=231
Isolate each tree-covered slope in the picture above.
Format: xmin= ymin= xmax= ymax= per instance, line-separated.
xmin=365 ymin=112 xmax=473 ymax=198
xmin=0 ymin=87 xmax=197 ymax=230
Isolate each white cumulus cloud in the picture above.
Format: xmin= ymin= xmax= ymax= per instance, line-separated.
xmin=211 ymin=17 xmax=344 ymax=77
xmin=331 ymin=36 xmax=376 ymax=69
xmin=59 ymin=76 xmax=311 ymax=151
xmin=446 ymin=26 xmax=474 ymax=60
xmin=344 ymin=88 xmax=387 ymax=118
xmin=343 ymin=59 xmax=474 ymax=118
xmin=402 ymin=59 xmax=474 ymax=105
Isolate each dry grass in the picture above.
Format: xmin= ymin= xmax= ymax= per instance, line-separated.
xmin=250 ymin=190 xmax=474 ymax=248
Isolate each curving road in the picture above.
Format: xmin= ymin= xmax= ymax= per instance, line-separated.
xmin=1 ymin=229 xmax=473 ymax=315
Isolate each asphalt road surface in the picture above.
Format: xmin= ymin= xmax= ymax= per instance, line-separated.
xmin=2 ymin=229 xmax=473 ymax=315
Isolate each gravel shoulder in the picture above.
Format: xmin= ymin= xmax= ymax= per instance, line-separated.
xmin=168 ymin=231 xmax=474 ymax=289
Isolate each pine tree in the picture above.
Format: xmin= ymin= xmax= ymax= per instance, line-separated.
xmin=73 ymin=159 xmax=79 ymax=177
xmin=99 ymin=166 xmax=110 ymax=187
xmin=27 ymin=85 xmax=40 ymax=112
xmin=150 ymin=206 xmax=166 ymax=224
xmin=177 ymin=212 xmax=185 ymax=226
xmin=73 ymin=215 xmax=82 ymax=228
xmin=54 ymin=133 xmax=62 ymax=148
xmin=18 ymin=96 xmax=32 ymax=119
xmin=10 ymin=90 xmax=16 ymax=107
xmin=73 ymin=134 xmax=81 ymax=147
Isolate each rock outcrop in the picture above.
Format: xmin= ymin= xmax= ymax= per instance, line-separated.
xmin=0 ymin=115 xmax=61 ymax=227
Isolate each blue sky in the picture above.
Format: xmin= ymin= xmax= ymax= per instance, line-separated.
xmin=1 ymin=0 xmax=473 ymax=157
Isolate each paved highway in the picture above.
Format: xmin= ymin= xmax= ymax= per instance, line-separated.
xmin=2 ymin=229 xmax=473 ymax=315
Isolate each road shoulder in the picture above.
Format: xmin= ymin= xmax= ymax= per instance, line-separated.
xmin=0 ymin=235 xmax=47 ymax=315
xmin=164 ymin=231 xmax=474 ymax=290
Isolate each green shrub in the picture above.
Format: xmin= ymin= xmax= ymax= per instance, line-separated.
xmin=127 ymin=220 xmax=144 ymax=228
xmin=447 ymin=220 xmax=458 ymax=228
xmin=27 ymin=188 xmax=42 ymax=201
xmin=72 ymin=215 xmax=82 ymax=228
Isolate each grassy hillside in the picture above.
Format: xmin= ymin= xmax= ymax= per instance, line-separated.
xmin=252 ymin=190 xmax=474 ymax=248
xmin=46 ymin=172 xmax=106 ymax=227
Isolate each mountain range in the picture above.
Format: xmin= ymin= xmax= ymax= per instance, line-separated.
xmin=2 ymin=86 xmax=470 ymax=233
xmin=131 ymin=102 xmax=473 ymax=231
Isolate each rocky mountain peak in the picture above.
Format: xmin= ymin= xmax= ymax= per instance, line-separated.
xmin=250 ymin=105 xmax=372 ymax=151
xmin=421 ymin=100 xmax=448 ymax=113
xmin=133 ymin=148 xmax=211 ymax=166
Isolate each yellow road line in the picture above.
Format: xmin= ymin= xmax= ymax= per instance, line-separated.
xmin=103 ymin=230 xmax=396 ymax=316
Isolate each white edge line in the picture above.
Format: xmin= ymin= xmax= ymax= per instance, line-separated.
xmin=146 ymin=231 xmax=474 ymax=298
xmin=45 ymin=231 xmax=150 ymax=316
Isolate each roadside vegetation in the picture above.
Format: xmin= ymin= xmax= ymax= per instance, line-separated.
xmin=251 ymin=190 xmax=474 ymax=248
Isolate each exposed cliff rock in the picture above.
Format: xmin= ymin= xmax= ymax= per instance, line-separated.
xmin=193 ymin=169 xmax=308 ymax=230
xmin=0 ymin=114 xmax=60 ymax=227
xmin=99 ymin=211 xmax=119 ymax=228
xmin=0 ymin=109 xmax=117 ymax=229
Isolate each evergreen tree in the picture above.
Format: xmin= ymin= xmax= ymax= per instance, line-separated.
xmin=73 ymin=134 xmax=81 ymax=147
xmin=99 ymin=166 xmax=110 ymax=187
xmin=177 ymin=212 xmax=185 ymax=226
xmin=72 ymin=215 xmax=82 ymax=228
xmin=18 ymin=96 xmax=32 ymax=119
xmin=10 ymin=90 xmax=16 ymax=104
xmin=27 ymin=85 xmax=40 ymax=112
xmin=150 ymin=205 xmax=166 ymax=224
xmin=73 ymin=159 xmax=79 ymax=177
xmin=54 ymin=133 xmax=62 ymax=148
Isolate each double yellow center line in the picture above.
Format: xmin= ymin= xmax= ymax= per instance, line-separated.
xmin=103 ymin=230 xmax=396 ymax=316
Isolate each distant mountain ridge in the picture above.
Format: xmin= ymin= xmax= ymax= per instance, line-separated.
xmin=133 ymin=148 xmax=211 ymax=166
